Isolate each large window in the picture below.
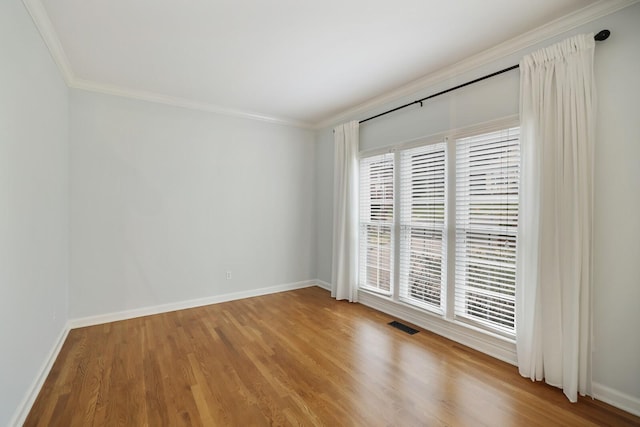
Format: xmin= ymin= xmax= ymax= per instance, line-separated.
xmin=358 ymin=125 xmax=520 ymax=337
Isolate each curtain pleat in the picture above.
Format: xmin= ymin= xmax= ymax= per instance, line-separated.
xmin=516 ymin=33 xmax=596 ymax=402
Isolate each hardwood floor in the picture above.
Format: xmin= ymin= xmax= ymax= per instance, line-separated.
xmin=26 ymin=287 xmax=639 ymax=426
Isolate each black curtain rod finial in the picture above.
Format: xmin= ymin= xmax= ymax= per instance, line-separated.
xmin=595 ymin=29 xmax=610 ymax=41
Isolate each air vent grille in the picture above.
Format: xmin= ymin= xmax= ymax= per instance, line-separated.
xmin=388 ymin=321 xmax=419 ymax=335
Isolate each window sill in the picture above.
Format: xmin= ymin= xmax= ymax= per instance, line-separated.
xmin=357 ymin=288 xmax=517 ymax=366
xmin=359 ymin=286 xmax=392 ymax=298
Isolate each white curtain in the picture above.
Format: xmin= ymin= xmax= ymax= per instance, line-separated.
xmin=331 ymin=121 xmax=359 ymax=302
xmin=516 ymin=33 xmax=596 ymax=402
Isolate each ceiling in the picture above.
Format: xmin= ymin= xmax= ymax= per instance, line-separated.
xmin=34 ymin=0 xmax=606 ymax=127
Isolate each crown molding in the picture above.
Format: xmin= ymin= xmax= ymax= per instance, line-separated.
xmin=70 ymin=78 xmax=314 ymax=129
xmin=22 ymin=0 xmax=75 ymax=85
xmin=21 ymin=0 xmax=314 ymax=129
xmin=313 ymin=0 xmax=639 ymax=130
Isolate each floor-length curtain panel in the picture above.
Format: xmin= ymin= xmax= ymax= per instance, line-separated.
xmin=331 ymin=121 xmax=359 ymax=302
xmin=516 ymin=33 xmax=596 ymax=402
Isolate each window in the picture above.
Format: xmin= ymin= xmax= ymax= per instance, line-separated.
xmin=399 ymin=143 xmax=446 ymax=311
xmin=358 ymin=125 xmax=520 ymax=337
xmin=358 ymin=153 xmax=394 ymax=293
xmin=455 ymin=127 xmax=520 ymax=335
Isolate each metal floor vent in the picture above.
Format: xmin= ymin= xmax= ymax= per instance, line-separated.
xmin=388 ymin=321 xmax=419 ymax=335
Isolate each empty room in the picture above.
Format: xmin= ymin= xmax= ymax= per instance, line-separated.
xmin=2 ymin=0 xmax=640 ymax=425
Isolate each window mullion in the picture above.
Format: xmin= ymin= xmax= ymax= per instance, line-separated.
xmin=392 ymin=149 xmax=401 ymax=302
xmin=445 ymin=136 xmax=456 ymax=321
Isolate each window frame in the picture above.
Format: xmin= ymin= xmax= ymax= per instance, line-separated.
xmin=398 ymin=142 xmax=447 ymax=314
xmin=453 ymin=126 xmax=520 ymax=337
xmin=358 ymin=152 xmax=395 ymax=295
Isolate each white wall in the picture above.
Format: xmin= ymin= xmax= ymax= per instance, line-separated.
xmin=591 ymin=4 xmax=640 ymax=406
xmin=0 ymin=1 xmax=69 ymax=425
xmin=315 ymin=132 xmax=334 ymax=284
xmin=315 ymin=2 xmax=640 ymax=409
xmin=69 ymin=90 xmax=316 ymax=318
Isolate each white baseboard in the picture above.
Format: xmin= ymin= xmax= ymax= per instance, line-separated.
xmin=67 ymin=280 xmax=318 ymax=329
xmin=314 ymin=279 xmax=332 ymax=292
xmin=592 ymin=382 xmax=640 ymax=417
xmin=10 ymin=325 xmax=69 ymax=427
xmin=358 ymin=290 xmax=518 ymax=366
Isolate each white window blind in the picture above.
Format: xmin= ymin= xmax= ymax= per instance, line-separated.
xmin=359 ymin=153 xmax=394 ymax=293
xmin=399 ymin=143 xmax=446 ymax=310
xmin=455 ymin=127 xmax=520 ymax=335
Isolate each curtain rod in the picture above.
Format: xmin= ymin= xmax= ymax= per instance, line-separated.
xmin=358 ymin=29 xmax=611 ymax=125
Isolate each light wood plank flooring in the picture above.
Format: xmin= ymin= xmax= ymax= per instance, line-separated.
xmin=26 ymin=287 xmax=639 ymax=426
